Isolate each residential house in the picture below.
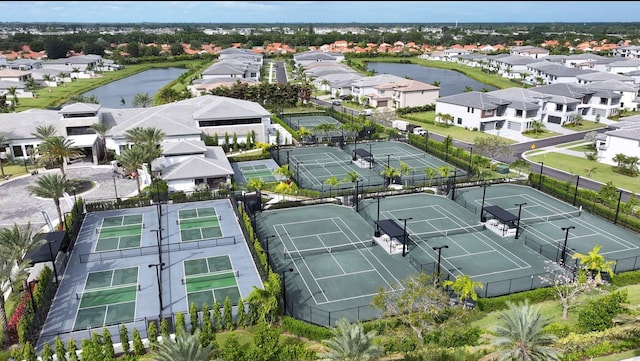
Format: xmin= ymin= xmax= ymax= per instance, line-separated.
xmin=371 ymin=79 xmax=440 ymax=109
xmin=293 ymin=51 xmax=344 ymax=67
xmin=510 ymin=46 xmax=549 ymax=59
xmin=434 ymin=91 xmax=511 ymax=131
xmin=526 ymin=62 xmax=598 ymax=85
xmin=611 ymin=45 xmax=640 ymax=58
xmin=150 ymin=140 xmax=234 ymax=192
xmin=491 ymin=55 xmax=538 ymax=79
xmin=349 ymin=74 xmax=407 ymax=106
xmin=585 ymin=80 xmax=640 ymax=111
xmin=606 ymin=59 xmax=640 ymax=75
xmin=595 ymin=116 xmax=640 ymax=166
xmin=534 ymin=83 xmax=621 ymax=120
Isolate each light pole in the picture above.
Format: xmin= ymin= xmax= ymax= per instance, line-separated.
xmin=151 ymin=229 xmax=163 ymax=265
xmin=386 ymin=154 xmax=393 ymax=169
xmin=373 ymin=195 xmax=385 ymax=236
xmin=47 ymin=239 xmax=59 ymax=283
xmin=264 ymin=235 xmax=276 ymax=269
xmin=424 ymin=130 xmax=429 ymax=153
xmin=399 ymin=217 xmax=413 ymax=257
xmin=614 ymin=190 xmax=623 ymax=225
xmin=572 ymin=175 xmax=580 ymax=206
xmin=282 ymin=268 xmax=294 ymax=315
xmin=432 ymin=245 xmax=449 ymax=285
xmin=538 ymin=162 xmax=544 ymax=190
xmin=480 ymin=183 xmax=491 ymax=222
xmin=296 ymin=161 xmax=303 ymax=186
xmin=514 ymin=202 xmax=527 ymax=240
xmin=468 ymin=146 xmax=473 ymax=174
xmin=149 ymin=263 xmax=165 ymax=313
xmin=560 ymin=226 xmax=575 ymax=266
xmin=368 ymin=143 xmax=373 ymax=169
xmin=112 ymin=174 xmax=119 ymax=200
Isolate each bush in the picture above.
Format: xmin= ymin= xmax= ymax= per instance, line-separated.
xmin=577 ymin=290 xmax=628 ymax=332
xmin=279 ymin=316 xmax=332 ymax=341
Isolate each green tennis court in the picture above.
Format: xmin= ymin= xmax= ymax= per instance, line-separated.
xmin=240 ymin=164 xmax=277 ymax=182
xmin=95 ymin=215 xmax=143 ymax=252
xmin=178 ymin=208 xmax=223 ymax=241
xmin=284 ymin=114 xmax=341 ymax=131
xmin=73 ymin=267 xmax=139 ymax=330
xmin=183 ymin=255 xmax=240 ymax=308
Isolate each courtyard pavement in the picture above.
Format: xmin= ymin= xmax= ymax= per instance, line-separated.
xmin=0 ymin=163 xmax=139 ymax=232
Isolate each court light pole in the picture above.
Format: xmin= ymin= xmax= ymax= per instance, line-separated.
xmin=424 ymin=130 xmax=429 ymax=153
xmin=112 ymin=174 xmax=119 ymax=200
xmin=368 ymin=143 xmax=373 ymax=169
xmin=432 ymin=245 xmax=449 ymax=285
xmin=386 ymin=154 xmax=393 ymax=169
xmin=151 ymin=229 xmax=163 ymax=265
xmin=468 ymin=146 xmax=473 ymax=174
xmin=614 ymin=189 xmax=623 ymax=225
xmin=560 ymin=226 xmax=575 ymax=266
xmin=264 ymin=235 xmax=276 ymax=269
xmin=572 ymin=175 xmax=580 ymax=206
xmin=514 ymin=202 xmax=527 ymax=240
xmin=149 ymin=262 xmax=165 ymax=313
xmin=47 ymin=239 xmax=59 ymax=284
xmin=480 ymin=183 xmax=491 ymax=222
xmin=399 ymin=217 xmax=412 ymax=257
xmin=282 ymin=268 xmax=294 ymax=315
xmin=538 ymin=162 xmax=544 ymax=190
xmin=373 ymin=195 xmax=385 ymax=236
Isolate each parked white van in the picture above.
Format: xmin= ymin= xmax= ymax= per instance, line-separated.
xmin=360 ymin=109 xmax=373 ymax=116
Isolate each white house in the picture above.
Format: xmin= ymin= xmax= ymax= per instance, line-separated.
xmin=371 ymin=79 xmax=440 ymax=109
xmin=596 ymin=116 xmax=640 ymax=166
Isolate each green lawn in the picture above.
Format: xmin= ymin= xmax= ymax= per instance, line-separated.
xmin=527 ymin=152 xmax=640 ymax=193
xmin=562 ymin=120 xmax=607 ymax=132
xmin=521 ymin=130 xmax=563 ymax=139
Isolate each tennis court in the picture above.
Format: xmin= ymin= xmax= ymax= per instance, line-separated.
xmin=459 ymin=183 xmax=640 ymax=271
xmin=239 ymin=163 xmax=277 ymax=182
xmin=183 ymin=255 xmax=241 ymax=308
xmin=73 ymin=267 xmax=139 ymax=331
xmin=178 ymin=207 xmax=223 ymax=241
xmin=276 ymin=146 xmax=385 ymax=191
xmin=283 ymin=114 xmax=341 ymax=132
xmin=358 ymin=193 xmax=551 ymax=297
xmin=95 ymin=215 xmax=144 ymax=252
xmin=256 ymin=203 xmax=415 ymax=326
xmin=344 ymin=140 xmax=468 ymax=184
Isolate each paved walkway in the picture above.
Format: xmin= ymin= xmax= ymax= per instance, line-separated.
xmin=0 ymin=163 xmax=139 ymax=232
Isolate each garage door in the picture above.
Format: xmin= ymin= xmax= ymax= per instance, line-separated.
xmin=481 ymin=121 xmax=495 ymax=131
xmin=548 ymin=116 xmax=561 ymax=124
xmin=507 ymin=121 xmax=521 ymax=131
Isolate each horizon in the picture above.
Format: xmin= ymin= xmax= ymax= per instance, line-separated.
xmin=1 ymin=1 xmax=639 ymax=24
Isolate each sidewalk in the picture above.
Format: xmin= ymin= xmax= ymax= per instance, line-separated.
xmin=523 ymin=141 xmax=591 ymax=160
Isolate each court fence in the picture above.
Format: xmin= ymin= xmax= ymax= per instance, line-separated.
xmin=523 ymin=236 xmax=578 ymax=269
xmin=283 ymin=298 xmax=382 ymax=328
xmin=78 ymin=236 xmax=237 ymax=263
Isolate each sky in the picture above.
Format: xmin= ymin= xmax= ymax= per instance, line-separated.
xmin=0 ymin=1 xmax=638 ymax=24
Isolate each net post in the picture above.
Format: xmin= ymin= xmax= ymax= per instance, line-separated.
xmin=181 ymin=278 xmax=185 ymax=285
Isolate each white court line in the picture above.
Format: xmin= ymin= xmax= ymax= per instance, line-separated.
xmin=316 ymin=232 xmax=347 ymax=274
xmin=274 ymin=223 xmax=329 ymax=304
xmin=314 ymin=269 xmax=377 ymax=281
xmin=569 ymin=216 xmax=640 ymax=252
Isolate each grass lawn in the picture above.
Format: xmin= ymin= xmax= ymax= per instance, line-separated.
xmin=527 ymin=152 xmax=640 ymax=193
xmin=521 ymin=130 xmax=563 ymax=139
xmin=562 ymin=120 xmax=607 ymax=132
xmin=0 ymin=163 xmax=32 ymax=180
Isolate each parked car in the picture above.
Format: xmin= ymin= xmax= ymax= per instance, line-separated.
xmin=331 ymin=100 xmax=341 ymax=106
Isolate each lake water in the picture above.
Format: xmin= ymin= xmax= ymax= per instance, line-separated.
xmin=366 ymin=62 xmax=496 ymax=97
xmin=82 ymin=67 xmax=188 ymax=108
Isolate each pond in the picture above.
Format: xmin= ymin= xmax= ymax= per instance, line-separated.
xmin=366 ymin=62 xmax=496 ymax=97
xmin=82 ymin=67 xmax=188 ymax=108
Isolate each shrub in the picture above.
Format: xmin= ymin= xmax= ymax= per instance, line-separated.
xmin=280 ymin=317 xmax=332 ymax=341
xmin=119 ymin=324 xmax=130 ymax=354
xmin=147 ymin=321 xmax=159 ymax=351
xmin=132 ymin=328 xmax=145 ymax=356
xmin=577 ymin=290 xmax=627 ymax=332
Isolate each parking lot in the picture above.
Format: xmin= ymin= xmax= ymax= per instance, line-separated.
xmin=0 ymin=164 xmax=139 ymax=231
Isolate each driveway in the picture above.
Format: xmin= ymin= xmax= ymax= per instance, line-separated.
xmin=0 ymin=164 xmax=139 ymax=232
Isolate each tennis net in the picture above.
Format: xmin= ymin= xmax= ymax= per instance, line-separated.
xmin=96 ymin=223 xmax=142 ymax=235
xmin=284 ymin=240 xmax=375 ymax=259
xmin=414 ymin=223 xmax=485 ymax=240
xmin=290 ymin=159 xmax=352 ymax=171
xmin=521 ymin=209 xmax=581 ymax=225
xmin=76 ymin=284 xmax=139 ymax=301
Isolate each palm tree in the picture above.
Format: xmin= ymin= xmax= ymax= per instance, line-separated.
xmin=380 ymin=166 xmax=400 ymax=186
xmin=324 ymin=175 xmax=340 ymax=197
xmin=124 ymin=126 xmax=165 ymax=164
xmin=7 ymin=86 xmax=18 ymax=106
xmin=571 ymin=245 xmax=616 ymax=284
xmin=0 ymin=223 xmax=42 ymax=265
xmin=245 ymin=272 xmax=281 ymax=325
xmin=31 ymin=124 xmax=58 ymax=140
xmin=613 ymin=153 xmax=627 ymax=170
xmin=37 ymin=136 xmax=83 ymax=176
xmin=484 ymin=300 xmax=560 ymax=361
xmin=90 ymin=123 xmax=112 ymax=163
xmin=0 ymin=257 xmax=30 ymax=346
xmin=424 ymin=167 xmax=436 ymax=186
xmin=27 ymin=173 xmax=75 ymax=229
xmin=246 ymin=177 xmax=265 ymax=192
xmin=442 ymin=274 xmax=484 ymax=306
xmin=298 ymin=127 xmax=313 ymax=143
xmin=318 ymin=318 xmax=383 ymax=361
xmin=273 ymin=164 xmax=294 ymax=180
xmin=131 ymin=92 xmax=153 ymax=108
xmin=150 ymin=330 xmax=213 ymax=361
xmin=117 ymin=145 xmax=149 ymax=198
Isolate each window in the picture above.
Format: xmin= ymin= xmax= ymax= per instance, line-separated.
xmin=457 ymin=118 xmax=462 ymax=124
xmin=467 ymin=107 xmax=474 ymax=113
xmin=555 ymin=104 xmax=563 ymax=111
xmin=600 ymin=98 xmax=608 ymax=105
xmin=12 ymin=146 xmax=23 ymax=157
xmin=515 ymin=110 xmax=523 ymax=118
